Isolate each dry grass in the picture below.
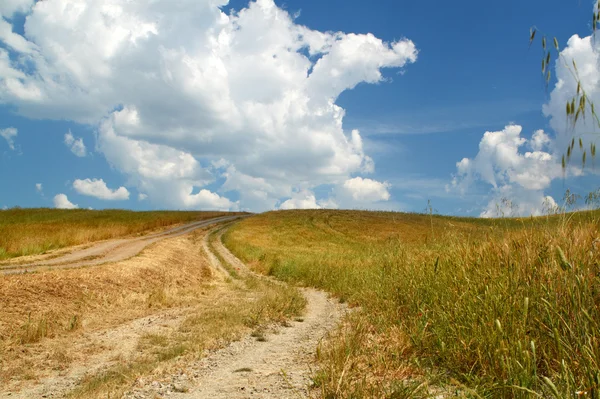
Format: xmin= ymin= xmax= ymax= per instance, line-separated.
xmin=0 ymin=228 xmax=216 ymax=385
xmin=224 ymin=209 xmax=600 ymax=398
xmin=0 ymin=222 xmax=305 ymax=398
xmin=65 ymin=227 xmax=305 ymax=398
xmin=0 ymin=208 xmax=242 ymax=260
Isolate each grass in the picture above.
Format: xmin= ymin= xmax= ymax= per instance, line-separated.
xmin=0 ymin=229 xmax=215 ymax=385
xmin=60 ymin=227 xmax=306 ymax=398
xmin=223 ymin=209 xmax=600 ymax=398
xmin=0 ymin=208 xmax=243 ymax=260
xmin=0 ymin=224 xmax=305 ymax=397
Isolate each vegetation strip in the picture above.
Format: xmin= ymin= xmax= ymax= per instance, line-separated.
xmin=223 ymin=209 xmax=600 ymax=398
xmin=0 ymin=208 xmax=246 ymax=260
xmin=66 ymin=225 xmax=305 ymax=398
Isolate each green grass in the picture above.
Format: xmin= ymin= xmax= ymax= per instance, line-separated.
xmin=223 ymin=209 xmax=600 ymax=398
xmin=0 ymin=208 xmax=243 ymax=259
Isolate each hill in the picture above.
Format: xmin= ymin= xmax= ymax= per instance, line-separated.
xmin=224 ymin=209 xmax=600 ymax=398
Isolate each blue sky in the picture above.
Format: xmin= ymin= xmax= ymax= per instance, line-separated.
xmin=0 ymin=0 xmax=598 ymax=215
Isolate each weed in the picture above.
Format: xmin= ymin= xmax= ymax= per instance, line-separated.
xmin=66 ymin=314 xmax=81 ymax=331
xmin=19 ymin=313 xmax=51 ymax=344
xmin=251 ymin=328 xmax=267 ymax=342
xmin=224 ymin=209 xmax=600 ymax=398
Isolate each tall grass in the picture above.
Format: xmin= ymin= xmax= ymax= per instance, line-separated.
xmin=0 ymin=208 xmax=240 ymax=259
xmin=223 ymin=209 xmax=600 ymax=398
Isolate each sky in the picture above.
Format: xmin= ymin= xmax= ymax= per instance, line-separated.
xmin=0 ymin=0 xmax=599 ymax=216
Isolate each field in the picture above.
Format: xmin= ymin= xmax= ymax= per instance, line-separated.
xmin=0 ymin=222 xmax=304 ymax=397
xmin=223 ymin=209 xmax=600 ymax=398
xmin=0 ymin=208 xmax=243 ymax=260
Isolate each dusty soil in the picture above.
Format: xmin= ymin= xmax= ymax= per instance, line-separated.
xmin=0 ymin=230 xmax=218 ymax=397
xmin=0 ymin=222 xmax=346 ymax=399
xmin=123 ymin=228 xmax=347 ymax=399
xmin=0 ymin=215 xmax=243 ymax=274
xmin=124 ymin=289 xmax=342 ymax=399
xmin=2 ymin=308 xmax=192 ymax=398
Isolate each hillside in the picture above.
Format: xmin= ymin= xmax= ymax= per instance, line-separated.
xmin=0 ymin=208 xmax=245 ymax=260
xmin=224 ymin=209 xmax=600 ymax=398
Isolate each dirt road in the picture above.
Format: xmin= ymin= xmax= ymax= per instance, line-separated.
xmin=125 ymin=228 xmax=346 ymax=399
xmin=0 ymin=221 xmax=345 ymax=398
xmin=0 ymin=215 xmax=244 ymax=275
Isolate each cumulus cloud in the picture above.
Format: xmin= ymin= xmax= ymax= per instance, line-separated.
xmin=138 ymin=193 xmax=148 ymax=201
xmin=530 ymin=129 xmax=552 ymax=152
xmin=449 ymin=14 xmax=600 ymax=218
xmin=0 ymin=0 xmax=34 ymax=18
xmin=449 ymin=125 xmax=562 ymax=217
xmin=544 ymin=33 xmax=600 ymax=157
xmin=53 ymin=193 xmax=78 ymax=209
xmin=342 ymin=177 xmax=391 ymax=202
xmin=0 ymin=127 xmax=17 ymax=150
xmin=64 ymin=131 xmax=87 ymax=157
xmin=35 ymin=183 xmax=43 ymax=194
xmin=0 ymin=0 xmax=417 ymax=210
xmin=279 ymin=190 xmax=321 ymax=210
xmin=73 ymin=178 xmax=130 ymax=200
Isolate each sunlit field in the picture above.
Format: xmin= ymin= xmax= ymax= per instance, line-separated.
xmin=0 ymin=208 xmax=242 ymax=260
xmin=0 ymin=224 xmax=303 ymax=397
xmin=224 ymin=209 xmax=600 ymax=398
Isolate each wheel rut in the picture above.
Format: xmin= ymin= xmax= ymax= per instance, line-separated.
xmin=126 ymin=227 xmax=347 ymax=399
xmin=0 ymin=215 xmax=244 ymax=275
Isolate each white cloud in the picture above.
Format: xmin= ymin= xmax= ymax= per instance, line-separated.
xmin=478 ymin=186 xmax=559 ymax=218
xmin=53 ymin=193 xmax=78 ymax=209
xmin=0 ymin=127 xmax=17 ymax=150
xmin=138 ymin=193 xmax=148 ymax=201
xmin=0 ymin=0 xmax=417 ymax=211
xmin=449 ymin=9 xmax=600 ymax=218
xmin=64 ymin=131 xmax=87 ymax=157
xmin=279 ymin=190 xmax=321 ymax=210
xmin=449 ymin=125 xmax=563 ymax=217
xmin=317 ymin=197 xmax=339 ymax=209
xmin=543 ymin=34 xmax=600 ymax=157
xmin=530 ymin=129 xmax=551 ymax=152
xmin=0 ymin=0 xmax=34 ymax=18
xmin=342 ymin=177 xmax=391 ymax=202
xmin=73 ymin=178 xmax=130 ymax=200
xmin=35 ymin=183 xmax=42 ymax=193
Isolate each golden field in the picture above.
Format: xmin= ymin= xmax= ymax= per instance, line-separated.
xmin=224 ymin=209 xmax=600 ymax=398
xmin=0 ymin=222 xmax=304 ymax=398
xmin=0 ymin=208 xmax=242 ymax=259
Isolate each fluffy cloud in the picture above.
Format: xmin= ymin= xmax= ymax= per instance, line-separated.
xmin=544 ymin=33 xmax=600 ymax=157
xmin=279 ymin=190 xmax=321 ymax=210
xmin=0 ymin=0 xmax=417 ymax=210
xmin=0 ymin=0 xmax=34 ymax=18
xmin=450 ymin=17 xmax=600 ymax=218
xmin=530 ymin=129 xmax=552 ymax=152
xmin=73 ymin=178 xmax=130 ymax=200
xmin=0 ymin=127 xmax=17 ymax=150
xmin=342 ymin=177 xmax=391 ymax=202
xmin=53 ymin=193 xmax=78 ymax=209
xmin=35 ymin=183 xmax=42 ymax=193
xmin=450 ymin=125 xmax=562 ymax=217
xmin=64 ymin=131 xmax=87 ymax=157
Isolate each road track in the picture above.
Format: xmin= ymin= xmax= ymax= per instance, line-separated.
xmin=0 ymin=215 xmax=245 ymax=275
